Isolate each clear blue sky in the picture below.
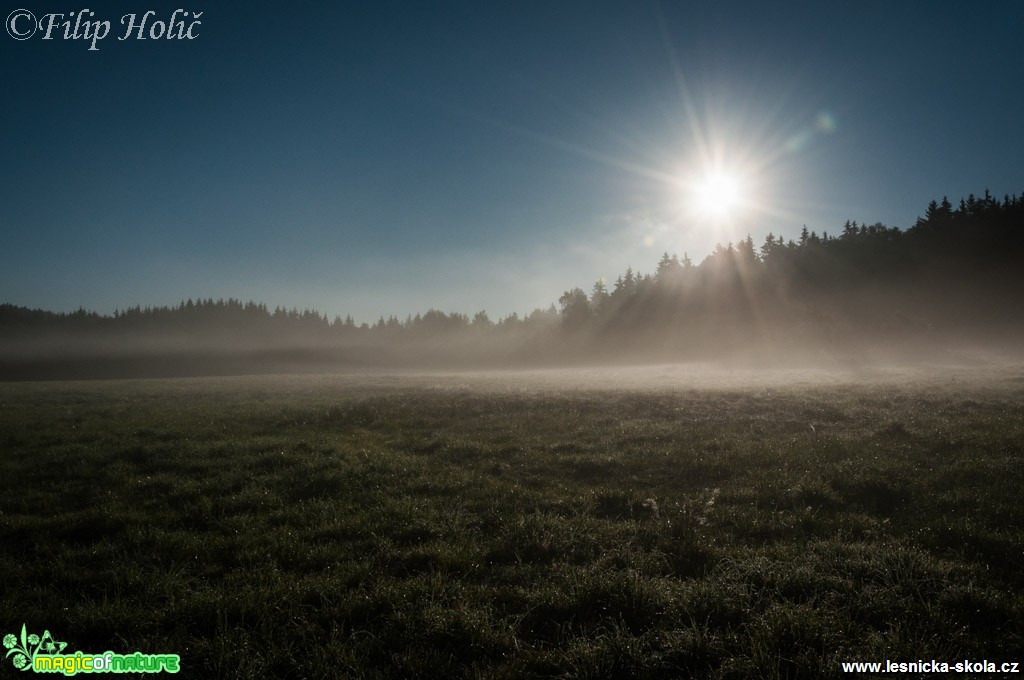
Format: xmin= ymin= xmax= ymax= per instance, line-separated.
xmin=3 ymin=1 xmax=1022 ymax=322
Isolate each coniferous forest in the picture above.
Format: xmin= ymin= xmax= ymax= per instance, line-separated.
xmin=2 ymin=191 xmax=1022 ymax=379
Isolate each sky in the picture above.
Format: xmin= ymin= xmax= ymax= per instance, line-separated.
xmin=2 ymin=1 xmax=1023 ymax=323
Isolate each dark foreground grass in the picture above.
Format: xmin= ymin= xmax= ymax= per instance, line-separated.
xmin=1 ymin=367 xmax=1023 ymax=678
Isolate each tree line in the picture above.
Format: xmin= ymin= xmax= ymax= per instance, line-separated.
xmin=1 ymin=189 xmax=1022 ymax=376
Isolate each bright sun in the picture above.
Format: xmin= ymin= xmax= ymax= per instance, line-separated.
xmin=692 ymin=172 xmax=742 ymax=220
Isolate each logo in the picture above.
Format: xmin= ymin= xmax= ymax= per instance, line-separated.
xmin=3 ymin=625 xmax=180 ymax=674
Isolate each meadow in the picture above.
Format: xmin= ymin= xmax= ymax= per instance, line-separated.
xmin=1 ymin=364 xmax=1022 ymax=678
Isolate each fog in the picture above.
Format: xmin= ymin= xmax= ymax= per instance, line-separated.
xmin=1 ymin=279 xmax=1022 ymax=381
xmin=1 ymin=311 xmax=1021 ymax=383
xmin=2 ymin=191 xmax=1022 ymax=382
xmin=305 ymin=359 xmax=1024 ymax=396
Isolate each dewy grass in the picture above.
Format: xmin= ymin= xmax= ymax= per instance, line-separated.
xmin=1 ymin=367 xmax=1022 ymax=678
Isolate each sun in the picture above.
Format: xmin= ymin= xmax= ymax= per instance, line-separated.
xmin=691 ymin=171 xmax=743 ymax=220
xmin=668 ymin=153 xmax=765 ymax=234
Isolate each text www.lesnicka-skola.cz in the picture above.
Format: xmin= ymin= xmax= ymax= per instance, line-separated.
xmin=841 ymin=659 xmax=1019 ymax=674
xmin=6 ymin=9 xmax=202 ymax=50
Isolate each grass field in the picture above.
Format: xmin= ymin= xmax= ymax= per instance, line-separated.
xmin=2 ymin=364 xmax=1023 ymax=678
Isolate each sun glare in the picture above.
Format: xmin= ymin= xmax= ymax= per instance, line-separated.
xmin=692 ymin=172 xmax=742 ymax=220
